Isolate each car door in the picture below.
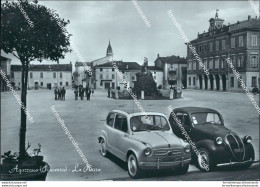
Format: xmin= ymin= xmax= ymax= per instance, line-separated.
xmin=110 ymin=113 xmax=129 ymax=160
xmin=105 ymin=112 xmax=116 ymax=152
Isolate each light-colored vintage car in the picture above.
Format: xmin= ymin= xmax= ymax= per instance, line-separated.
xmin=98 ymin=109 xmax=191 ymax=178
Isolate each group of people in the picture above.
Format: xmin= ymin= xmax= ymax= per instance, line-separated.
xmin=74 ymin=86 xmax=94 ymax=100
xmin=54 ymin=87 xmax=66 ymax=100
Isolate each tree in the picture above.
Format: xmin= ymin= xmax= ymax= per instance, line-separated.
xmin=1 ymin=0 xmax=71 ymax=160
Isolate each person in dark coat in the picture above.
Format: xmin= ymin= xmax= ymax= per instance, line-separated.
xmin=86 ymin=88 xmax=91 ymax=100
xmin=61 ymin=87 xmax=66 ymax=100
xmin=58 ymin=88 xmax=62 ymax=100
xmin=79 ymin=87 xmax=84 ymax=100
xmin=107 ymin=87 xmax=111 ymax=98
xmin=54 ymin=87 xmax=58 ymax=100
xmin=74 ymin=88 xmax=79 ymax=100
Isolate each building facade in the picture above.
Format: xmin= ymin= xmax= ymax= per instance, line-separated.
xmin=94 ymin=61 xmax=141 ymax=89
xmin=11 ymin=64 xmax=72 ymax=89
xmin=0 ymin=56 xmax=12 ymax=91
xmin=187 ymin=12 xmax=260 ymax=92
xmin=154 ymin=54 xmax=187 ymax=89
xmin=147 ymin=66 xmax=163 ymax=88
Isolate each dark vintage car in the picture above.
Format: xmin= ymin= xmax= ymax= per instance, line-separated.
xmin=169 ymin=107 xmax=258 ymax=171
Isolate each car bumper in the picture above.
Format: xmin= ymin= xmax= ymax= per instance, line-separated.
xmin=139 ymin=158 xmax=191 ymax=170
xmin=217 ymin=159 xmax=259 ymax=167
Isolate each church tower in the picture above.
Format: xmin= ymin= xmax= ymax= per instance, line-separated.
xmin=106 ymin=40 xmax=113 ymax=57
xmin=209 ymin=9 xmax=224 ymax=32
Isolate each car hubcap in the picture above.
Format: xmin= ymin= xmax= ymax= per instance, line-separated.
xmin=128 ymin=155 xmax=137 ymax=176
xmin=198 ymin=151 xmax=209 ymax=170
xmin=101 ymin=140 xmax=106 ymax=156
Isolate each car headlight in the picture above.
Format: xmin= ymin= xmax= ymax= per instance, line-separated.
xmin=184 ymin=145 xmax=190 ymax=153
xmin=216 ymin=137 xmax=223 ymax=145
xmin=244 ymin=135 xmax=252 ymax=143
xmin=144 ymin=148 xmax=151 ymax=156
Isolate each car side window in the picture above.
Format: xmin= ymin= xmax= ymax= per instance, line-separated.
xmin=175 ymin=113 xmax=184 ymax=124
xmin=106 ymin=113 xmax=115 ymax=127
xmin=183 ymin=113 xmax=191 ymax=126
xmin=114 ymin=114 xmax=128 ymax=133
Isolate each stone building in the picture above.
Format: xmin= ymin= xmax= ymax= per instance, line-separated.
xmin=11 ymin=64 xmax=72 ymax=89
xmin=154 ymin=54 xmax=187 ymax=89
xmin=187 ymin=11 xmax=260 ymax=92
xmin=94 ymin=61 xmax=141 ymax=89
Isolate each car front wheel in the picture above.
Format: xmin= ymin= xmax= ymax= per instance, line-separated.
xmin=196 ymin=148 xmax=215 ymax=171
xmin=127 ymin=154 xmax=142 ymax=179
xmin=100 ymin=138 xmax=108 ymax=157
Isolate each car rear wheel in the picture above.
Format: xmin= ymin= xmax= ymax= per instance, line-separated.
xmin=175 ymin=164 xmax=189 ymax=175
xmin=196 ymin=148 xmax=215 ymax=171
xmin=127 ymin=154 xmax=142 ymax=179
xmin=100 ymin=138 xmax=108 ymax=157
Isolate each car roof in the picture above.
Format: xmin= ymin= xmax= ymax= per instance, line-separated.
xmin=111 ymin=109 xmax=167 ymax=118
xmin=172 ymin=107 xmax=219 ymax=114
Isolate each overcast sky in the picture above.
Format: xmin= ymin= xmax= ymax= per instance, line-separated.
xmin=2 ymin=1 xmax=259 ymax=68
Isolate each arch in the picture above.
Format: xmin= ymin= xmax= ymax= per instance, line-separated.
xmin=222 ymin=74 xmax=227 ymax=91
xmin=209 ymin=74 xmax=214 ymax=90
xmin=215 ymin=74 xmax=220 ymax=90
xmin=204 ymin=75 xmax=208 ymax=90
xmin=199 ymin=75 xmax=203 ymax=89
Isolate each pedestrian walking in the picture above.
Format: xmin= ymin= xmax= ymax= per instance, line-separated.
xmin=80 ymin=87 xmax=84 ymax=100
xmin=54 ymin=87 xmax=58 ymax=100
xmin=86 ymin=88 xmax=91 ymax=100
xmin=74 ymin=88 xmax=79 ymax=100
xmin=91 ymin=88 xmax=94 ymax=96
xmin=61 ymin=87 xmax=66 ymax=100
xmin=107 ymin=87 xmax=111 ymax=98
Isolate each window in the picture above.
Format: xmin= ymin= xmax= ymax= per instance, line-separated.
xmin=40 ymin=72 xmax=43 ymax=78
xmin=189 ymin=77 xmax=191 ymax=85
xmin=209 ymin=42 xmax=213 ymax=52
xmin=199 ymin=45 xmax=202 ymax=53
xmin=193 ymin=77 xmax=196 ymax=86
xmin=204 ymin=59 xmax=207 ymax=69
xmin=215 ymin=58 xmax=219 ymax=69
xmin=230 ymin=77 xmax=234 ymax=87
xmin=40 ymin=82 xmax=43 ymax=86
xmin=250 ymin=55 xmax=259 ymax=68
xmin=112 ymin=74 xmax=115 ymax=79
xmin=251 ymin=35 xmax=257 ymax=46
xmin=106 ymin=69 xmax=109 ymax=72
xmin=221 ymin=59 xmax=225 ymax=69
xmin=216 ymin=41 xmax=219 ymax=51
xmin=203 ymin=44 xmax=207 ymax=53
xmin=66 ymin=82 xmax=68 ymax=86
xmin=192 ymin=61 xmax=196 ymax=70
xmin=222 ymin=40 xmax=226 ymax=50
xmin=100 ymin=74 xmax=103 ymax=79
xmin=114 ymin=114 xmax=128 ymax=133
xmin=53 ymin=72 xmax=56 ymax=78
xmin=30 ymin=72 xmax=33 ymax=78
xmin=252 ymin=77 xmax=257 ymax=87
xmin=231 ymin=37 xmax=235 ymax=49
xmin=209 ymin=59 xmax=213 ymax=70
xmin=11 ymin=72 xmax=14 ymax=78
xmin=239 ymin=36 xmax=243 ymax=47
xmin=100 ymin=68 xmax=103 ymax=72
xmin=100 ymin=82 xmax=103 ymax=86
xmin=132 ymin=75 xmax=136 ymax=81
xmin=60 ymin=82 xmax=62 ymax=86
xmin=154 ymin=76 xmax=156 ymax=80
xmin=237 ymin=56 xmax=243 ymax=67
xmin=60 ymin=72 xmax=62 ymax=78
xmin=231 ymin=56 xmax=236 ymax=67
xmin=112 ymin=68 xmax=114 ymax=72
xmin=171 ymin=113 xmax=190 ymax=126
xmin=106 ymin=113 xmax=115 ymax=127
xmin=188 ymin=61 xmax=192 ymax=70
xmin=106 ymin=74 xmax=109 ymax=79
xmin=154 ymin=71 xmax=156 ymax=74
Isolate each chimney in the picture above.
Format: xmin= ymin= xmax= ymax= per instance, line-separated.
xmin=248 ymin=15 xmax=251 ymax=20
xmin=157 ymin=53 xmax=160 ymax=58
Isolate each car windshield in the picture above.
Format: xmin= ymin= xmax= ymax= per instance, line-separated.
xmin=130 ymin=115 xmax=170 ymax=132
xmin=191 ymin=112 xmax=222 ymax=126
